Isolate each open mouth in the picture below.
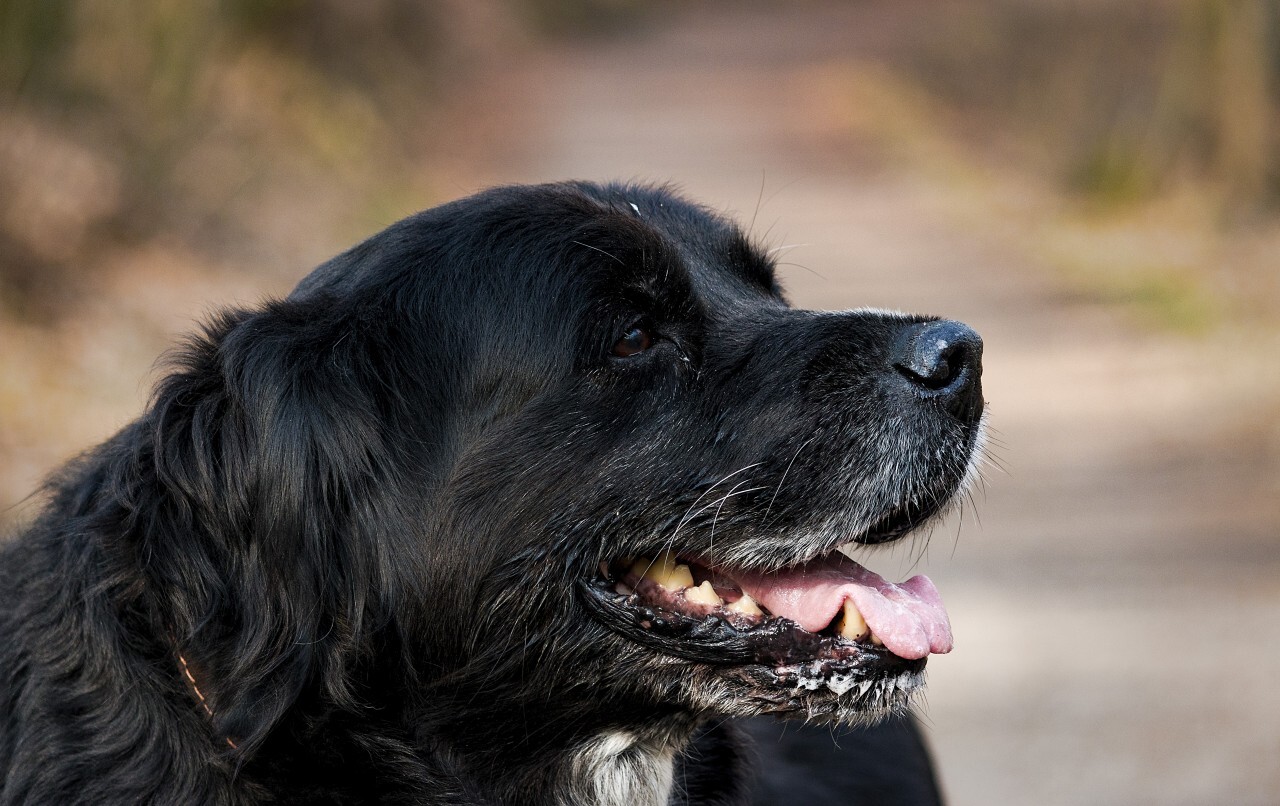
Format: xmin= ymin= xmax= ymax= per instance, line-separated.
xmin=578 ymin=546 xmax=951 ymax=701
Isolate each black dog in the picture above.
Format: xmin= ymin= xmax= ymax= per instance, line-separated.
xmin=0 ymin=182 xmax=984 ymax=804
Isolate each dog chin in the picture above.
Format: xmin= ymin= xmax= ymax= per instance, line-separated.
xmin=680 ymin=662 xmax=925 ymax=727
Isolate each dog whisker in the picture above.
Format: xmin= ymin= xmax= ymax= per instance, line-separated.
xmin=658 ymin=463 xmax=764 ymax=566
xmin=705 ymin=483 xmax=771 ymax=554
xmin=765 ymin=243 xmax=810 ymax=256
xmin=762 ymin=436 xmax=815 ymax=527
xmin=775 ymin=260 xmax=825 ymax=280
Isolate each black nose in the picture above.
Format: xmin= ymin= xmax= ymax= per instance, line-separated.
xmin=892 ymin=320 xmax=984 ymax=419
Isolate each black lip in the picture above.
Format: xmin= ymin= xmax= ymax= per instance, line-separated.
xmin=577 ymin=577 xmax=925 ymax=678
xmin=855 ymin=498 xmax=939 ymax=545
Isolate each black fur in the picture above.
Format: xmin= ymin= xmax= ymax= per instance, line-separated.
xmin=1 ymin=182 xmax=982 ymax=804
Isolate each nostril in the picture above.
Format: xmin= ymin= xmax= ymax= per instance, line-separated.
xmin=896 ymin=342 xmax=967 ymax=390
xmin=892 ymin=320 xmax=983 ymax=397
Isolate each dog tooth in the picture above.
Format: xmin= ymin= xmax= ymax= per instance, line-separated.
xmin=869 ymin=632 xmax=884 ymax=647
xmin=726 ymin=593 xmax=763 ymax=616
xmin=835 ymin=599 xmax=869 ymax=640
xmin=639 ymin=552 xmax=694 ymax=591
xmin=685 ymin=580 xmax=722 ymax=606
xmin=668 ymin=564 xmax=695 ymax=590
xmin=629 ymin=557 xmax=652 ymax=578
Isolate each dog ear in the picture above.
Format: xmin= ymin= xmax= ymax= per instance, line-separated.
xmin=146 ymin=295 xmax=404 ymax=756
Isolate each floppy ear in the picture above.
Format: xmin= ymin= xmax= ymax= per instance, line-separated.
xmin=145 ymin=294 xmax=404 ymax=756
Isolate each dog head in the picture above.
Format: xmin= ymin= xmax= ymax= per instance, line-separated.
xmin=150 ymin=181 xmax=984 ymax=761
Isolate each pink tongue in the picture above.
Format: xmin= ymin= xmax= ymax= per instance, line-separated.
xmin=734 ymin=554 xmax=952 ymax=660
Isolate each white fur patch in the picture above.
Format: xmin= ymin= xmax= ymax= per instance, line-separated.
xmin=562 ymin=730 xmax=674 ymax=806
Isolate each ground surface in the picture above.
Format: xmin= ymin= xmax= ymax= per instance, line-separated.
xmin=437 ymin=4 xmax=1280 ymax=804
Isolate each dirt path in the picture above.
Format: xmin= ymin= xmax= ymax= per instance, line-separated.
xmin=440 ymin=4 xmax=1280 ymax=804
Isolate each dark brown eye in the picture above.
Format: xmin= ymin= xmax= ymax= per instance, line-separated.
xmin=612 ymin=325 xmax=653 ymax=357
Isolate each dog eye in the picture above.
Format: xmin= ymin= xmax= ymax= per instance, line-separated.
xmin=612 ymin=325 xmax=654 ymax=358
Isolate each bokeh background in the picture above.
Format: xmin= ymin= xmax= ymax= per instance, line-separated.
xmin=2 ymin=1 xmax=1278 ymax=803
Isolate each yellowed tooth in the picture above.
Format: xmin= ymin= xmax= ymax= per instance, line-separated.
xmin=835 ymin=599 xmax=869 ymax=640
xmin=668 ymin=564 xmax=696 ymax=589
xmin=629 ymin=557 xmax=653 ymax=578
xmin=685 ymin=580 xmax=722 ymax=606
xmin=870 ymin=633 xmax=884 ymax=647
xmin=638 ymin=552 xmax=695 ymax=591
xmin=726 ymin=593 xmax=763 ymax=616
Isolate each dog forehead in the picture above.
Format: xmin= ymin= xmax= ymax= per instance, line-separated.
xmin=579 ymin=182 xmax=780 ymax=296
xmin=287 ymin=182 xmax=780 ymax=328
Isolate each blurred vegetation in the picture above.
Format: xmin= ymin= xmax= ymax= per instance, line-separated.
xmin=0 ymin=0 xmax=1275 ymax=331
xmin=909 ymin=0 xmax=1280 ymax=213
xmin=890 ymin=0 xmax=1280 ymax=333
xmin=0 ymin=0 xmax=461 ymax=322
xmin=0 ymin=0 xmax=657 ymax=324
xmin=520 ymin=0 xmax=649 ymax=35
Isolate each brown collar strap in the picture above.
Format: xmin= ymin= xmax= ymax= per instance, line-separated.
xmin=176 ymin=652 xmax=238 ymax=750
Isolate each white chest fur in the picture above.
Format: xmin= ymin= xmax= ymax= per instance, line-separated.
xmin=560 ymin=730 xmax=676 ymax=806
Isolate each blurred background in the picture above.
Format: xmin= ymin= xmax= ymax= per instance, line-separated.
xmin=1 ymin=0 xmax=1277 ymax=803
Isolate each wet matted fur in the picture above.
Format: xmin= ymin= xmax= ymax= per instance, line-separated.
xmin=0 ymin=182 xmax=985 ymax=804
